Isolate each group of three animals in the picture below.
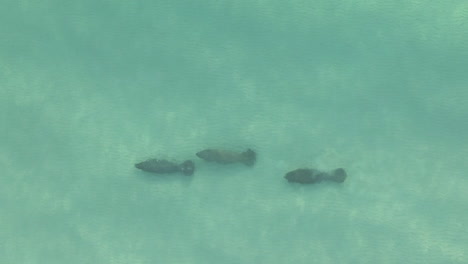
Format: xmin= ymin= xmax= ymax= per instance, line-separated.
xmin=135 ymin=148 xmax=347 ymax=185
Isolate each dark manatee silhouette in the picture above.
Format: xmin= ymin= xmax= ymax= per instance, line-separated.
xmin=284 ymin=168 xmax=347 ymax=184
xmin=196 ymin=148 xmax=256 ymax=166
xmin=135 ymin=159 xmax=195 ymax=176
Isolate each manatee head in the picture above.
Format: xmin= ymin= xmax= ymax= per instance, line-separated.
xmin=135 ymin=162 xmax=145 ymax=170
xmin=196 ymin=149 xmax=211 ymax=159
xmin=196 ymin=149 xmax=219 ymax=161
xmin=134 ymin=159 xmax=158 ymax=171
xmin=284 ymin=169 xmax=322 ymax=184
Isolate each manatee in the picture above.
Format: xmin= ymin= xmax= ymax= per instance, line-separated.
xmin=284 ymin=168 xmax=347 ymax=184
xmin=135 ymin=159 xmax=195 ymax=176
xmin=196 ymin=148 xmax=256 ymax=166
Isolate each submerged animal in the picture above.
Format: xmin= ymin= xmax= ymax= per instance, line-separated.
xmin=196 ymin=148 xmax=256 ymax=166
xmin=135 ymin=159 xmax=195 ymax=176
xmin=284 ymin=168 xmax=347 ymax=184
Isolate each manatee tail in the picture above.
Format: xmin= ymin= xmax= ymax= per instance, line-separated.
xmin=327 ymin=168 xmax=347 ymax=183
xmin=179 ymin=160 xmax=195 ymax=176
xmin=241 ymin=149 xmax=256 ymax=166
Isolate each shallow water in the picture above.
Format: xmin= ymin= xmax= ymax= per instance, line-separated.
xmin=1 ymin=0 xmax=468 ymax=263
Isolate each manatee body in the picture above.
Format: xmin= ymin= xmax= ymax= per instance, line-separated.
xmin=196 ymin=148 xmax=256 ymax=166
xmin=135 ymin=159 xmax=195 ymax=176
xmin=285 ymin=168 xmax=347 ymax=184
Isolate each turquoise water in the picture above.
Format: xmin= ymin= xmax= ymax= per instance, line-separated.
xmin=1 ymin=1 xmax=468 ymax=263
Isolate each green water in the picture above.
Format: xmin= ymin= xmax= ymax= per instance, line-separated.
xmin=1 ymin=1 xmax=467 ymax=263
